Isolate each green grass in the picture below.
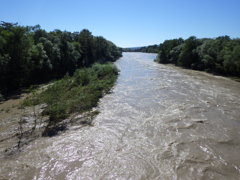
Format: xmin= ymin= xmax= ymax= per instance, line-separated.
xmin=22 ymin=63 xmax=118 ymax=131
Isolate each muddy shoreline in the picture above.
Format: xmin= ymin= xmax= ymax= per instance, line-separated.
xmin=0 ymin=90 xmax=97 ymax=158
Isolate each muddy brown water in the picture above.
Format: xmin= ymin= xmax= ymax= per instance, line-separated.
xmin=1 ymin=52 xmax=240 ymax=180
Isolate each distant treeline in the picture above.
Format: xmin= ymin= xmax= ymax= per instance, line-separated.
xmin=123 ymin=45 xmax=159 ymax=53
xmin=0 ymin=21 xmax=122 ymax=96
xmin=128 ymin=36 xmax=240 ymax=76
xmin=156 ymin=36 xmax=240 ymax=76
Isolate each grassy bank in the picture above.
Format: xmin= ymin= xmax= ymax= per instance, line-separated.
xmin=22 ymin=63 xmax=118 ymax=136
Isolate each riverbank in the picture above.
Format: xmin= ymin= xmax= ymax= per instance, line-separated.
xmin=0 ymin=63 xmax=118 ymax=157
xmin=23 ymin=63 xmax=119 ymax=136
xmin=161 ymin=63 xmax=240 ymax=83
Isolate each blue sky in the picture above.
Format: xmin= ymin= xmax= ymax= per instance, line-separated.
xmin=1 ymin=0 xmax=240 ymax=47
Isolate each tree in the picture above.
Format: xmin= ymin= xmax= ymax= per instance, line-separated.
xmin=178 ymin=36 xmax=201 ymax=68
xmin=0 ymin=22 xmax=122 ymax=95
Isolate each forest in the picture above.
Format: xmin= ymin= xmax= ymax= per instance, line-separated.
xmin=0 ymin=21 xmax=122 ymax=98
xmin=123 ymin=45 xmax=159 ymax=53
xmin=156 ymin=36 xmax=240 ymax=76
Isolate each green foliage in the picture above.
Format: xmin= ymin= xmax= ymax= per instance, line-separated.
xmin=22 ymin=63 xmax=118 ymax=124
xmin=0 ymin=21 xmax=122 ymax=96
xmin=178 ymin=36 xmax=201 ymax=68
xmin=123 ymin=45 xmax=159 ymax=53
xmin=156 ymin=36 xmax=240 ymax=76
xmin=157 ymin=38 xmax=184 ymax=64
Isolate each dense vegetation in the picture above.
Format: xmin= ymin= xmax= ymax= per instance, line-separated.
xmin=23 ymin=63 xmax=118 ymax=136
xmin=124 ymin=36 xmax=240 ymax=77
xmin=123 ymin=45 xmax=159 ymax=53
xmin=155 ymin=36 xmax=240 ymax=76
xmin=0 ymin=21 xmax=122 ymax=97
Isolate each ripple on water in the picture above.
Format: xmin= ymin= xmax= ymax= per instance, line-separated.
xmin=1 ymin=52 xmax=240 ymax=180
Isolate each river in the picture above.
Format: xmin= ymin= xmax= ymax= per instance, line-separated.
xmin=1 ymin=52 xmax=240 ymax=179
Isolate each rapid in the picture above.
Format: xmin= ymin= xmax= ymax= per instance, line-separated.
xmin=1 ymin=52 xmax=240 ymax=180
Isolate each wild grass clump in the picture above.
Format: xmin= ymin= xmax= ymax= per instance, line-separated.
xmin=23 ymin=63 xmax=118 ymax=130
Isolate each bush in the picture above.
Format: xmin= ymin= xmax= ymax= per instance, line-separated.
xmin=22 ymin=63 xmax=118 ymax=135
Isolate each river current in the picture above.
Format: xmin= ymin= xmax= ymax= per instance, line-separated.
xmin=1 ymin=52 xmax=240 ymax=179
